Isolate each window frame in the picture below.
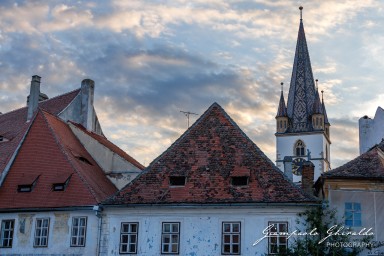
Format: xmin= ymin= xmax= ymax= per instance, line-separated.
xmin=345 ymin=202 xmax=362 ymax=227
xmin=34 ymin=218 xmax=50 ymax=247
xmin=221 ymin=222 xmax=241 ymax=255
xmin=268 ymin=221 xmax=288 ymax=255
xmin=0 ymin=219 xmax=15 ymax=248
xmin=161 ymin=222 xmax=180 ymax=255
xmin=70 ymin=216 xmax=87 ymax=247
xmin=120 ymin=222 xmax=139 ymax=254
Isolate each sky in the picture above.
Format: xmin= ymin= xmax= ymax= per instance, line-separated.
xmin=1 ymin=0 xmax=383 ymax=168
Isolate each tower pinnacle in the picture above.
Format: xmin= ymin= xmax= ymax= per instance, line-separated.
xmin=299 ymin=6 xmax=303 ymax=20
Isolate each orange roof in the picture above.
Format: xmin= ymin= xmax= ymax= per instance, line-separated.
xmin=0 ymin=110 xmax=117 ymax=209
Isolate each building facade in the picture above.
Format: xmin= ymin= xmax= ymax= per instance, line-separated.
xmin=0 ymin=76 xmax=143 ymax=255
xmin=275 ymin=7 xmax=331 ymax=183
xmin=102 ymin=103 xmax=318 ymax=256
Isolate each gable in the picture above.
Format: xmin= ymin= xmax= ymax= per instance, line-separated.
xmin=106 ymin=103 xmax=316 ymax=205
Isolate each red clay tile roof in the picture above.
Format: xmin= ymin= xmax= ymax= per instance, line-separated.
xmin=69 ymin=122 xmax=145 ymax=170
xmin=106 ymin=103 xmax=316 ymax=205
xmin=324 ymin=141 xmax=384 ymax=180
xmin=0 ymin=110 xmax=117 ymax=209
xmin=0 ymin=89 xmax=80 ymax=179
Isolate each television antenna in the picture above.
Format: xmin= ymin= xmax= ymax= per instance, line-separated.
xmin=180 ymin=111 xmax=198 ymax=128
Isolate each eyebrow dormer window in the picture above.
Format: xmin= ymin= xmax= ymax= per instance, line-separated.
xmin=17 ymin=175 xmax=40 ymax=192
xmin=231 ymin=176 xmax=249 ymax=186
xmin=169 ymin=176 xmax=186 ymax=186
xmin=52 ymin=174 xmax=72 ymax=191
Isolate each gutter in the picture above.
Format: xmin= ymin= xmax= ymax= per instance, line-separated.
xmin=102 ymin=202 xmax=321 ymax=209
xmin=0 ymin=206 xmax=94 ymax=213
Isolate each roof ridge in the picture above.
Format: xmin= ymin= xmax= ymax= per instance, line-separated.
xmin=0 ymin=88 xmax=81 ymax=117
xmin=39 ymin=109 xmax=101 ymax=203
xmin=0 ymin=111 xmax=37 ymax=186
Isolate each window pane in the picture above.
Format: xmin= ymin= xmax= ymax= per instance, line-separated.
xmin=279 ymin=223 xmax=287 ymax=232
xmin=172 ymin=224 xmax=179 ymax=233
xmin=163 ymin=234 xmax=170 ymax=243
xmin=130 ymin=234 xmax=137 ymax=243
xmin=131 ymin=224 xmax=137 ymax=233
xmin=232 ymin=235 xmax=239 ymax=243
xmin=122 ymin=224 xmax=129 ymax=233
xmin=163 ymin=244 xmax=169 ymax=252
xmin=232 ymin=244 xmax=239 ymax=253
xmin=345 ymin=220 xmax=353 ymax=226
xmin=224 ymin=235 xmax=230 ymax=243
xmin=232 ymin=224 xmax=240 ymax=232
xmin=122 ymin=235 xmax=128 ymax=243
xmin=354 ymin=203 xmax=361 ymax=211
xmin=121 ymin=244 xmax=127 ymax=252
xmin=355 ymin=219 xmax=362 ymax=227
xmin=129 ymin=244 xmax=136 ymax=253
xmin=224 ymin=223 xmax=230 ymax=232
xmin=171 ymin=244 xmax=178 ymax=252
xmin=224 ymin=244 xmax=230 ymax=252
xmin=345 ymin=202 xmax=352 ymax=210
xmin=163 ymin=224 xmax=170 ymax=232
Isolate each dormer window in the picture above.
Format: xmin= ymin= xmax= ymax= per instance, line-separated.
xmin=231 ymin=176 xmax=249 ymax=186
xmin=169 ymin=176 xmax=186 ymax=186
xmin=52 ymin=174 xmax=72 ymax=191
xmin=17 ymin=175 xmax=40 ymax=192
xmin=0 ymin=136 xmax=3 ymax=142
xmin=76 ymin=156 xmax=93 ymax=165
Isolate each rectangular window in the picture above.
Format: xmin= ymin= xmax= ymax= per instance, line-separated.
xmin=222 ymin=222 xmax=241 ymax=255
xmin=120 ymin=222 xmax=138 ymax=254
xmin=345 ymin=203 xmax=362 ymax=227
xmin=268 ymin=222 xmax=288 ymax=255
xmin=0 ymin=220 xmax=14 ymax=248
xmin=231 ymin=177 xmax=249 ymax=186
xmin=161 ymin=222 xmax=180 ymax=254
xmin=34 ymin=218 xmax=50 ymax=247
xmin=169 ymin=176 xmax=186 ymax=186
xmin=71 ymin=217 xmax=87 ymax=247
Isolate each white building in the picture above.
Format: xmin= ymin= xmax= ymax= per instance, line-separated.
xmin=275 ymin=7 xmax=331 ymax=183
xmin=359 ymin=107 xmax=384 ymax=154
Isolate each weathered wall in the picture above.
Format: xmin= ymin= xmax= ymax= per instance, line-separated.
xmin=0 ymin=210 xmax=99 ymax=255
xmin=101 ymin=206 xmax=308 ymax=256
xmin=69 ymin=123 xmax=141 ymax=189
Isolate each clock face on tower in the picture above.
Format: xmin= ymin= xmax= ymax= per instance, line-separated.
xmin=292 ymin=158 xmax=305 ymax=176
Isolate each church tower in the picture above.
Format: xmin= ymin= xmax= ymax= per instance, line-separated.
xmin=275 ymin=6 xmax=331 ymax=183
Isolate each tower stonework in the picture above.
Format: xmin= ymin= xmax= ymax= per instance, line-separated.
xmin=275 ymin=7 xmax=331 ymax=183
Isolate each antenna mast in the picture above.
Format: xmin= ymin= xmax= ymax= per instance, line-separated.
xmin=180 ymin=111 xmax=198 ymax=128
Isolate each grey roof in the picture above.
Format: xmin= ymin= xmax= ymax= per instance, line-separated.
xmin=286 ymin=17 xmax=317 ymax=132
xmin=276 ymin=91 xmax=288 ymax=117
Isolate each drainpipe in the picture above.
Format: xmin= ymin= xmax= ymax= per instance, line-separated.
xmin=93 ymin=205 xmax=103 ymax=256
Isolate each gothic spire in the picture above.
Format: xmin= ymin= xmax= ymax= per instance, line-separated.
xmin=276 ymin=82 xmax=287 ymax=117
xmin=312 ymin=79 xmax=323 ymax=114
xmin=322 ymin=90 xmax=330 ymax=124
xmin=286 ymin=6 xmax=317 ymax=132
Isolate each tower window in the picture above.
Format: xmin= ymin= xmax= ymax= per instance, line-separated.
xmin=295 ymin=140 xmax=305 ymax=156
xmin=316 ymin=117 xmax=319 ymax=126
xmin=280 ymin=120 xmax=282 ymax=128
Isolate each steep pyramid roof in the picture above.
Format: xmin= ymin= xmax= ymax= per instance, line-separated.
xmin=0 ymin=110 xmax=117 ymax=209
xmin=105 ymin=103 xmax=316 ymax=205
xmin=322 ymin=97 xmax=330 ymax=125
xmin=276 ymin=90 xmax=288 ymax=117
xmin=286 ymin=7 xmax=317 ymax=132
xmin=323 ymin=140 xmax=384 ymax=180
xmin=0 ymin=89 xmax=80 ymax=179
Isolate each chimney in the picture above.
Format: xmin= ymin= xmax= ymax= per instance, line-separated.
xmin=283 ymin=156 xmax=293 ymax=181
xmin=81 ymin=79 xmax=95 ymax=131
xmin=301 ymin=161 xmax=315 ymax=195
xmin=27 ymin=75 xmax=41 ymax=121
